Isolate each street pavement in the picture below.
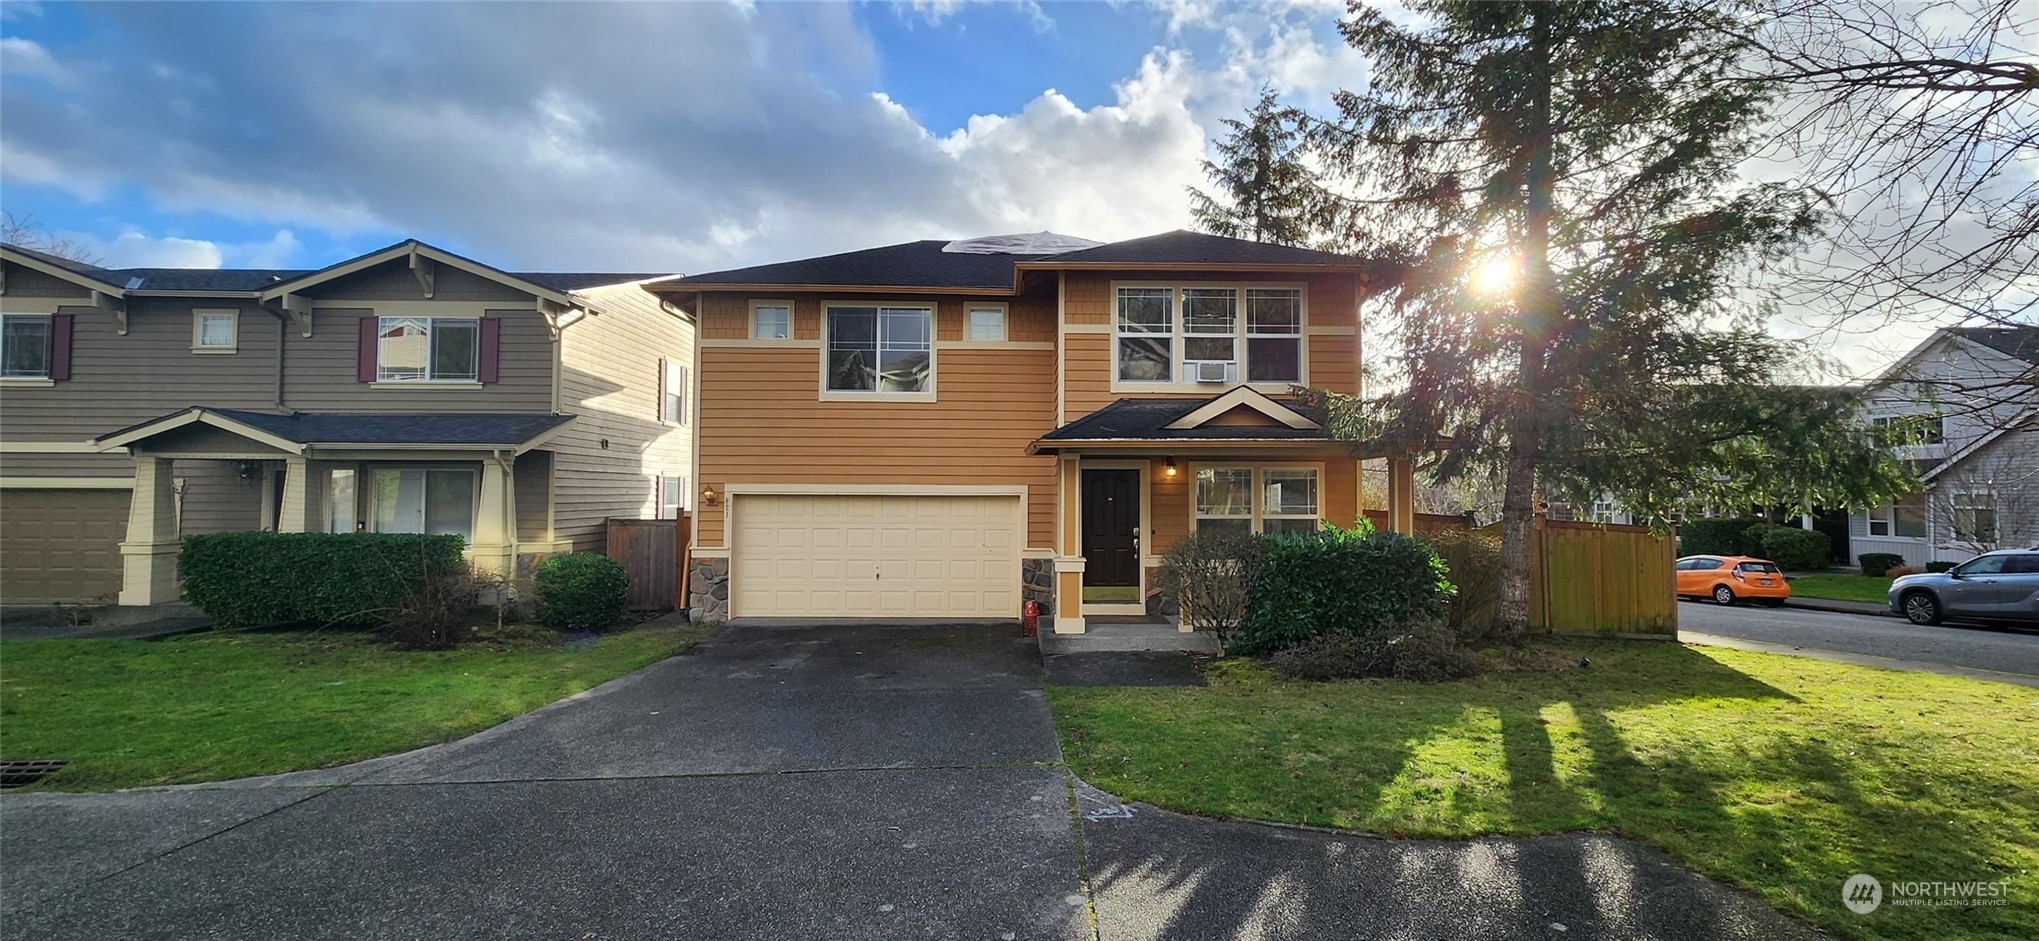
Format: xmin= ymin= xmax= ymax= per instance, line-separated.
xmin=3 ymin=622 xmax=1817 ymax=941
xmin=1679 ymin=599 xmax=2039 ymax=683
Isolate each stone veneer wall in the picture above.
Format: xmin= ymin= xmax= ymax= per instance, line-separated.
xmin=1021 ymin=557 xmax=1054 ymax=615
xmin=689 ymin=556 xmax=731 ymax=624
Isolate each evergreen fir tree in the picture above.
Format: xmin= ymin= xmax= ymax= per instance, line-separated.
xmin=1188 ymin=87 xmax=1334 ymax=248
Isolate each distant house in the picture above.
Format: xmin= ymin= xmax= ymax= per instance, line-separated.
xmin=1849 ymin=326 xmax=2038 ymax=567
xmin=0 ymin=240 xmax=690 ymax=605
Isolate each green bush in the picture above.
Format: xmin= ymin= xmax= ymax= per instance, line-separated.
xmin=1858 ymin=552 xmax=1906 ymax=577
xmin=1753 ymin=526 xmax=1831 ymax=572
xmin=1156 ymin=528 xmax=1266 ymax=648
xmin=535 ymin=553 xmax=630 ymax=632
xmin=1927 ymin=561 xmax=1957 ymax=573
xmin=180 ymin=532 xmax=466 ymax=629
xmin=1677 ymin=516 xmax=1762 ymax=556
xmin=1426 ymin=528 xmax=1501 ymax=642
xmin=1231 ymin=524 xmax=1451 ymax=656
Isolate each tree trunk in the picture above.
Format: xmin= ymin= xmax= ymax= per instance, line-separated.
xmin=1497 ymin=3 xmax=1558 ymax=637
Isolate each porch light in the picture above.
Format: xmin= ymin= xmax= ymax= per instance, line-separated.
xmin=701 ymin=485 xmax=719 ymax=506
xmin=1164 ymin=458 xmax=1178 ymax=478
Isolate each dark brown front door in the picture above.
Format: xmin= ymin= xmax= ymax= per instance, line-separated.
xmin=1082 ymin=469 xmax=1140 ymax=587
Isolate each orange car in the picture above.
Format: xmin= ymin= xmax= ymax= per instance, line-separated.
xmin=1675 ymin=555 xmax=1791 ymax=606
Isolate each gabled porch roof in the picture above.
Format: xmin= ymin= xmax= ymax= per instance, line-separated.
xmin=1031 ymin=386 xmax=1338 ymax=454
xmin=94 ymin=407 xmax=575 ymax=454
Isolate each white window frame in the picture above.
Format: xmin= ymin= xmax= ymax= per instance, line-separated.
xmin=819 ymin=302 xmax=936 ymax=402
xmin=750 ymin=300 xmax=793 ymax=340
xmin=0 ymin=312 xmax=53 ymax=380
xmin=376 ymin=316 xmax=481 ymax=383
xmin=1110 ymin=281 xmax=1308 ymax=392
xmin=1952 ymin=491 xmax=1997 ymax=543
xmin=1872 ymin=412 xmax=1946 ymax=445
xmin=659 ymin=474 xmax=687 ymax=519
xmin=1192 ymin=463 xmax=1324 ymax=534
xmin=364 ymin=466 xmax=480 ymax=541
xmin=965 ymin=303 xmax=1007 ymax=342
xmin=192 ymin=308 xmax=239 ymax=353
xmin=1867 ymin=504 xmax=1893 ymax=537
xmin=660 ymin=359 xmax=688 ymax=425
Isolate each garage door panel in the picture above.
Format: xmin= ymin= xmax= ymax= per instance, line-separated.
xmin=0 ymin=489 xmax=131 ymax=605
xmin=731 ymin=493 xmax=1020 ymax=618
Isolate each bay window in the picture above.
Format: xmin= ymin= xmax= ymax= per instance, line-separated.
xmin=826 ymin=305 xmax=932 ymax=393
xmin=1113 ymin=285 xmax=1304 ymax=385
xmin=378 ymin=317 xmax=479 ymax=382
xmin=1196 ymin=466 xmax=1321 ymax=534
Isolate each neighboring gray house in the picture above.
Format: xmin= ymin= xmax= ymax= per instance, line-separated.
xmin=0 ymin=240 xmax=692 ymax=605
xmin=1849 ymin=326 xmax=2038 ymax=567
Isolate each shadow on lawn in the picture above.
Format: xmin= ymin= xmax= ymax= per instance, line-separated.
xmin=1075 ymin=641 xmax=2027 ymax=940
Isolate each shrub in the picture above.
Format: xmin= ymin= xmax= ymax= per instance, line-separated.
xmin=535 ymin=553 xmax=630 ymax=632
xmin=1230 ymin=524 xmax=1451 ymax=656
xmin=1752 ymin=526 xmax=1832 ymax=572
xmin=1859 ymin=552 xmax=1906 ymax=577
xmin=1426 ymin=528 xmax=1501 ymax=643
xmin=383 ymin=567 xmax=483 ymax=650
xmin=1156 ymin=529 xmax=1266 ymax=648
xmin=1927 ymin=561 xmax=1958 ymax=573
xmin=180 ymin=532 xmax=465 ymax=629
xmin=1267 ymin=616 xmax=1480 ymax=682
xmin=1885 ymin=565 xmax=1921 ymax=578
xmin=1677 ymin=516 xmax=1762 ymax=556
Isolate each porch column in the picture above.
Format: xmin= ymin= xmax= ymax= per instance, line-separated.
xmin=470 ymin=454 xmax=517 ymax=575
xmin=277 ymin=457 xmax=312 ymax=532
xmin=118 ymin=457 xmax=181 ymax=606
xmin=1386 ymin=455 xmax=1416 ymax=534
xmin=1053 ymin=454 xmax=1086 ymax=633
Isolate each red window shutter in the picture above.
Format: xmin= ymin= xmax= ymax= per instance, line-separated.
xmin=49 ymin=313 xmax=73 ymax=381
xmin=356 ymin=317 xmax=377 ymax=382
xmin=478 ymin=318 xmax=501 ymax=383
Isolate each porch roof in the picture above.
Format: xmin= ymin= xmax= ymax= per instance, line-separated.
xmin=94 ymin=407 xmax=575 ymax=453
xmin=1033 ymin=392 xmax=1337 ymax=453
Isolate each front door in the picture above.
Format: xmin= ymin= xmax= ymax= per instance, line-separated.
xmin=1082 ymin=469 xmax=1140 ymax=592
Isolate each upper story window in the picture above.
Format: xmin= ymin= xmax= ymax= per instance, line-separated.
xmin=1872 ymin=413 xmax=1945 ymax=445
xmin=378 ymin=316 xmax=478 ymax=382
xmin=1115 ymin=286 xmax=1303 ymax=385
xmin=966 ymin=305 xmax=1006 ymax=341
xmin=193 ymin=309 xmax=238 ymax=353
xmin=1 ymin=314 xmax=51 ymax=378
xmin=825 ymin=305 xmax=932 ymax=394
xmin=751 ymin=302 xmax=791 ymax=340
xmin=660 ymin=359 xmax=688 ymax=424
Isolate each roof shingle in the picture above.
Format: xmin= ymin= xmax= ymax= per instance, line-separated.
xmin=1952 ymin=326 xmax=2039 ymax=366
xmin=1041 ymin=396 xmax=1331 ymax=442
xmin=99 ymin=408 xmax=574 ymax=447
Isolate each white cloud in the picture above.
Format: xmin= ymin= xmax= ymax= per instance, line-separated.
xmin=80 ymin=231 xmax=224 ymax=268
xmin=0 ymin=36 xmax=69 ymax=84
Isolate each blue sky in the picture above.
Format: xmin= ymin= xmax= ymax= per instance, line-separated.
xmin=0 ymin=0 xmax=1363 ymax=275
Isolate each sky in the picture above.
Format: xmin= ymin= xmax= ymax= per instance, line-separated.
xmin=0 ymin=0 xmax=1987 ymax=376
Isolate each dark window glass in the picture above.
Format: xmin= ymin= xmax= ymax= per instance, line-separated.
xmin=1 ymin=316 xmax=50 ymax=378
xmin=1247 ymin=337 xmax=1301 ymax=382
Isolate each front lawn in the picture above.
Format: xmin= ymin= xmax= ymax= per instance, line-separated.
xmin=1788 ymin=573 xmax=1893 ymax=604
xmin=0 ymin=623 xmax=701 ymax=791
xmin=1051 ymin=640 xmax=2038 ymax=941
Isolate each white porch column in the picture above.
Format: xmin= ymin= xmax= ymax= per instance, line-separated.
xmin=470 ymin=453 xmax=517 ymax=575
xmin=1385 ymin=455 xmax=1416 ymax=534
xmin=277 ymin=457 xmax=312 ymax=532
xmin=118 ymin=457 xmax=181 ymax=606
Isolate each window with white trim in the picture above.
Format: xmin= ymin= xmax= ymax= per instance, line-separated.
xmin=1867 ymin=494 xmax=1928 ymax=538
xmin=368 ymin=468 xmax=476 ymax=540
xmin=660 ymin=475 xmax=687 ymax=519
xmin=1195 ymin=466 xmax=1321 ymax=534
xmin=751 ymin=302 xmax=791 ymax=340
xmin=825 ymin=305 xmax=932 ymax=393
xmin=1953 ymin=491 xmax=1997 ymax=542
xmin=1115 ymin=286 xmax=1303 ymax=384
xmin=660 ymin=359 xmax=688 ymax=424
xmin=1871 ymin=413 xmax=1945 ymax=445
xmin=194 ymin=310 xmax=238 ymax=351
xmin=327 ymin=467 xmax=357 ymax=533
xmin=377 ymin=317 xmax=478 ymax=382
xmin=0 ymin=314 xmax=51 ymax=378
xmin=1867 ymin=504 xmax=1891 ymax=537
xmin=966 ymin=306 xmax=1006 ymax=341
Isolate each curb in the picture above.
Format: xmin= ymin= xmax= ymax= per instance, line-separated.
xmin=1782 ymin=598 xmax=1892 ymax=618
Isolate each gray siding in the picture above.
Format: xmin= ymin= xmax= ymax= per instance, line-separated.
xmin=281 ymin=307 xmax=554 ymax=413
xmin=176 ymin=459 xmax=264 ymax=534
xmin=2 ymin=260 xmax=94 ymax=297
xmin=552 ymin=282 xmax=693 ymax=551
xmin=302 ymin=259 xmax=535 ymax=302
xmin=0 ymin=452 xmax=133 ymax=478
xmin=0 ymin=297 xmax=281 ymax=443
xmin=515 ymin=449 xmax=552 ymax=544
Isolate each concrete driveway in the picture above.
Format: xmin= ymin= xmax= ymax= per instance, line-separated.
xmin=2 ymin=623 xmax=1816 ymax=940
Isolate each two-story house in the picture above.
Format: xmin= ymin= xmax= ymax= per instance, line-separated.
xmin=0 ymin=240 xmax=693 ymax=606
xmin=647 ymin=230 xmax=1415 ymax=632
xmin=1850 ymin=325 xmax=2038 ymax=567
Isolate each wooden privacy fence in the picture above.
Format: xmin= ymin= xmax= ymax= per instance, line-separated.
xmin=1499 ymin=518 xmax=1677 ymax=637
xmin=605 ymin=514 xmax=691 ymax=610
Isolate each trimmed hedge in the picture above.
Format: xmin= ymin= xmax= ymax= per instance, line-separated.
xmin=1230 ymin=525 xmax=1451 ymax=656
xmin=1677 ymin=516 xmax=1763 ymax=556
xmin=180 ymin=532 xmax=466 ymax=629
xmin=535 ymin=553 xmax=630 ymax=632
xmin=1748 ymin=525 xmax=1832 ymax=572
xmin=1859 ymin=552 xmax=1906 ymax=578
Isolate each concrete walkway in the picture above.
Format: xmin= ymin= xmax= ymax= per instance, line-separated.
xmin=2 ymin=622 xmax=1817 ymax=940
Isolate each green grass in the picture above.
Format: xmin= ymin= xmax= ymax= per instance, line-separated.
xmin=0 ymin=623 xmax=701 ymax=791
xmin=1051 ymin=640 xmax=2038 ymax=941
xmin=1788 ymin=574 xmax=1895 ymax=604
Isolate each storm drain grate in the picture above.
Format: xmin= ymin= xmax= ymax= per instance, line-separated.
xmin=0 ymin=759 xmax=68 ymax=788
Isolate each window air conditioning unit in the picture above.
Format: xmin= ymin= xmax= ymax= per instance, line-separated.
xmin=1193 ymin=361 xmax=1236 ymax=384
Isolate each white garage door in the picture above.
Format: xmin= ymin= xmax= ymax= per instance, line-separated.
xmin=731 ymin=493 xmax=1020 ymax=618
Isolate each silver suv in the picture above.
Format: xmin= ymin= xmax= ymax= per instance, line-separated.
xmin=1888 ymin=549 xmax=2039 ymax=626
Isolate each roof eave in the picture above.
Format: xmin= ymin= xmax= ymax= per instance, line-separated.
xmin=1028 ymin=437 xmax=1340 ymax=455
xmin=644 ymin=281 xmax=1018 ymax=297
xmin=1 ymin=247 xmax=127 ymax=296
